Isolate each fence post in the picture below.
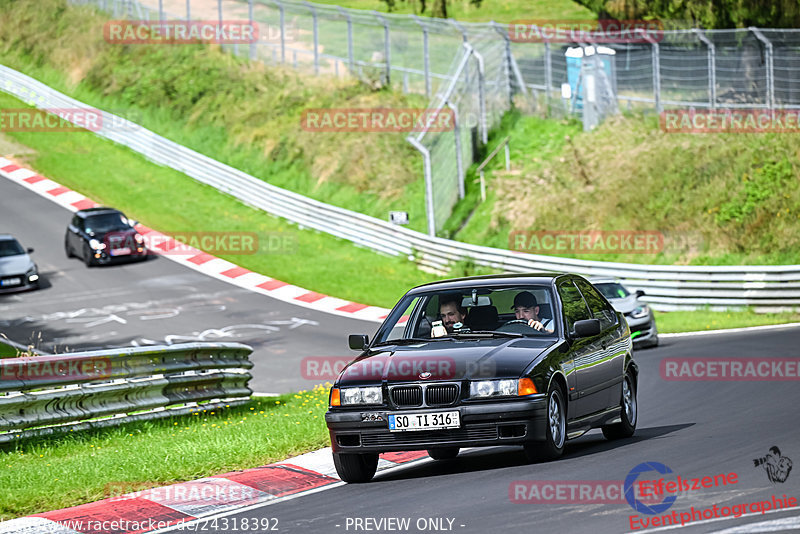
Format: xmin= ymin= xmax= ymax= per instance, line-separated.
xmin=158 ymin=0 xmax=163 ymax=22
xmin=274 ymin=0 xmax=285 ymax=64
xmin=248 ymin=0 xmax=256 ymax=61
xmin=303 ymin=2 xmax=320 ymax=75
xmin=412 ymin=15 xmax=431 ymax=98
xmin=374 ymin=12 xmax=391 ymax=86
xmin=186 ymin=0 xmax=190 ymax=21
xmin=336 ymin=7 xmax=355 ymax=74
xmin=643 ymin=33 xmax=661 ymax=113
xmin=407 ymin=136 xmax=436 ymax=237
xmin=472 ymin=48 xmax=488 ymax=145
xmin=544 ymin=41 xmax=552 ymax=113
xmin=750 ymin=27 xmax=774 ymax=110
xmin=693 ymin=29 xmax=716 ymax=109
xmin=490 ymin=21 xmax=513 ymax=106
xmin=446 ymin=100 xmax=464 ymax=199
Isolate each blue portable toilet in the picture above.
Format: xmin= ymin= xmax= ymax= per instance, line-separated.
xmin=566 ymin=46 xmax=616 ymax=110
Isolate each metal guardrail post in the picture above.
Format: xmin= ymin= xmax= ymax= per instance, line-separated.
xmin=750 ymin=27 xmax=774 ymax=110
xmin=412 ymin=15 xmax=431 ymax=98
xmin=407 ymin=136 xmax=436 ymax=236
xmin=304 ymin=2 xmax=320 ymax=75
xmin=336 ymin=7 xmax=354 ymax=74
xmin=693 ymin=29 xmax=716 ymax=110
xmin=446 ymin=100 xmax=464 ymax=199
xmin=248 ymin=0 xmax=256 ymax=61
xmin=374 ymin=11 xmax=391 ymax=86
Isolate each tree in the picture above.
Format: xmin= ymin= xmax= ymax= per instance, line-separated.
xmin=379 ymin=0 xmax=483 ymax=20
xmin=573 ymin=0 xmax=800 ymax=29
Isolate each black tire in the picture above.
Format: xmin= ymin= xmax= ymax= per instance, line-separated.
xmin=65 ymin=237 xmax=74 ymax=258
xmin=602 ymin=371 xmax=637 ymax=440
xmin=333 ymin=452 xmax=379 ymax=483
xmin=427 ymin=447 xmax=459 ymax=460
xmin=524 ymin=382 xmax=566 ymax=462
xmin=82 ymin=243 xmax=94 ymax=267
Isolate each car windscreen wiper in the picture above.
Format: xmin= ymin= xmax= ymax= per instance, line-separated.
xmin=450 ymin=331 xmax=524 ymax=339
xmin=372 ymin=337 xmax=455 ymax=347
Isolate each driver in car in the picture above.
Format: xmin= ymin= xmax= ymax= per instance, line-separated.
xmin=511 ymin=291 xmax=554 ymax=333
xmin=438 ymin=294 xmax=467 ymax=334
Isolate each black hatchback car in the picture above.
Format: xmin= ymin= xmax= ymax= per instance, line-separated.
xmin=326 ymin=273 xmax=638 ymax=482
xmin=64 ymin=207 xmax=147 ymax=266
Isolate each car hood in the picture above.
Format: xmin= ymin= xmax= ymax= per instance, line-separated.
xmin=90 ymin=228 xmax=138 ymax=241
xmin=0 ymin=254 xmax=34 ymax=276
xmin=606 ymin=294 xmax=640 ymax=314
xmin=337 ymin=337 xmax=557 ymax=386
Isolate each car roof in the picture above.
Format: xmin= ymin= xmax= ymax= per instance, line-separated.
xmin=0 ymin=234 xmax=17 ymax=241
xmin=76 ymin=207 xmax=123 ymax=217
xmin=406 ymin=272 xmax=573 ymax=295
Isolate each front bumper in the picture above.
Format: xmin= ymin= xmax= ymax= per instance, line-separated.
xmin=626 ymin=314 xmax=658 ymax=347
xmin=326 ymin=396 xmax=548 ymax=453
xmin=94 ymin=247 xmax=148 ymax=263
xmin=0 ymin=274 xmax=39 ymax=294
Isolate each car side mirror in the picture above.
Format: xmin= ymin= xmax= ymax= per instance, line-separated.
xmin=26 ymin=248 xmax=34 ymax=254
xmin=635 ymin=290 xmax=645 ymax=298
xmin=348 ymin=334 xmax=369 ymax=351
xmin=573 ymin=319 xmax=601 ymax=338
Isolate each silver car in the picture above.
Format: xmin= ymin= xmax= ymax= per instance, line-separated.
xmin=591 ymin=279 xmax=658 ymax=348
xmin=0 ymin=235 xmax=40 ymax=293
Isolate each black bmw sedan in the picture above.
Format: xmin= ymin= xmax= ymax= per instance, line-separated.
xmin=64 ymin=207 xmax=147 ymax=266
xmin=326 ymin=273 xmax=638 ymax=483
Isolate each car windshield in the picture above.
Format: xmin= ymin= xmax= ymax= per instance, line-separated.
xmin=595 ymin=282 xmax=630 ymax=300
xmin=84 ymin=213 xmax=130 ymax=233
xmin=374 ymin=284 xmax=558 ymax=344
xmin=0 ymin=239 xmax=25 ymax=257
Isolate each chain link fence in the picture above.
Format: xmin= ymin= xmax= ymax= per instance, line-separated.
xmin=68 ymin=0 xmax=800 ymax=234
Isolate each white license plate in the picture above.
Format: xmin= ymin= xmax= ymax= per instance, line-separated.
xmin=388 ymin=411 xmax=460 ymax=432
xmin=110 ymin=247 xmax=131 ymax=256
xmin=0 ymin=278 xmax=21 ymax=286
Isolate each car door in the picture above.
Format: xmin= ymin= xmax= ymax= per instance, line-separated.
xmin=557 ymin=279 xmax=605 ymax=419
xmin=67 ymin=215 xmax=82 ymax=253
xmin=574 ymin=278 xmax=625 ymax=410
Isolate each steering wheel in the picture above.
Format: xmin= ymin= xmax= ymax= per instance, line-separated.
xmin=504 ymin=319 xmax=529 ymax=325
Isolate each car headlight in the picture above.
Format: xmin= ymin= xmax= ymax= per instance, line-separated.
xmin=89 ymin=239 xmax=106 ymax=250
xmin=630 ymin=305 xmax=650 ymax=319
xmin=26 ymin=268 xmax=38 ymax=282
xmin=339 ymin=386 xmax=383 ymax=406
xmin=470 ymin=379 xmax=518 ymax=398
xmin=134 ymin=233 xmax=144 ymax=244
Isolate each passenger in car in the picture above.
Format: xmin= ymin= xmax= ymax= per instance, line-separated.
xmin=512 ymin=291 xmax=554 ymax=333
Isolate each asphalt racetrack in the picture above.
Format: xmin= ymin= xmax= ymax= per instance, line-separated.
xmin=0 ymin=176 xmax=377 ymax=394
xmin=174 ymin=326 xmax=800 ymax=534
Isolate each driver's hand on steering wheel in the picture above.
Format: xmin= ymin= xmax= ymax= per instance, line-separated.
xmin=527 ymin=319 xmax=553 ymax=333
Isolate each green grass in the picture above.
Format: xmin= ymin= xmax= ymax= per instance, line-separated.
xmin=0 ymin=387 xmax=331 ymax=520
xmin=0 ymin=339 xmax=21 ymax=358
xmin=656 ymin=309 xmax=800 ymax=334
xmin=307 ymin=0 xmax=594 ymax=22
xmin=455 ymin=110 xmax=800 ymax=266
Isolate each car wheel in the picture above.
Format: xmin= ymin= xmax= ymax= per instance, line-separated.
xmin=602 ymin=371 xmax=637 ymax=440
xmin=524 ymin=382 xmax=566 ymax=462
xmin=82 ymin=243 xmax=95 ymax=267
xmin=332 ymin=452 xmax=379 ymax=483
xmin=65 ymin=237 xmax=74 ymax=258
xmin=427 ymin=447 xmax=459 ymax=460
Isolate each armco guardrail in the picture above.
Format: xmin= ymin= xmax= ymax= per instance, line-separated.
xmin=1 ymin=65 xmax=799 ymax=310
xmin=0 ymin=343 xmax=253 ymax=443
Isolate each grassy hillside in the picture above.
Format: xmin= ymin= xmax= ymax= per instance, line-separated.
xmin=0 ymin=0 xmax=429 ymax=232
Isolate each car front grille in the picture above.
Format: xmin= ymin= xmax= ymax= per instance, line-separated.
xmin=426 ymin=384 xmax=459 ymax=406
xmin=361 ymin=424 xmax=499 ymax=447
xmin=390 ymin=386 xmax=422 ymax=407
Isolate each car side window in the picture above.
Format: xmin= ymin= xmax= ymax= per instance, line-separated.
xmin=575 ymin=279 xmax=617 ymax=331
xmin=557 ymin=280 xmax=592 ymax=334
xmin=71 ymin=215 xmax=82 ymax=230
